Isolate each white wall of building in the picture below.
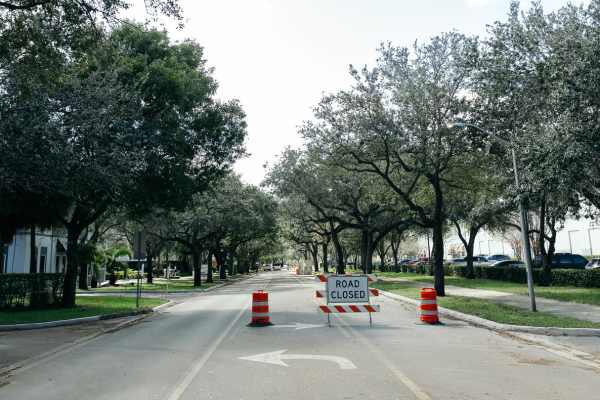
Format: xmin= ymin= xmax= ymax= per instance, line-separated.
xmin=3 ymin=231 xmax=67 ymax=274
xmin=418 ymin=216 xmax=600 ymax=260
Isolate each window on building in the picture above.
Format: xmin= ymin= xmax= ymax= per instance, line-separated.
xmin=39 ymin=255 xmax=47 ymax=272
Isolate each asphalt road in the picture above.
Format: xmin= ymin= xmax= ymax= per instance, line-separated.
xmin=1 ymin=271 xmax=599 ymax=399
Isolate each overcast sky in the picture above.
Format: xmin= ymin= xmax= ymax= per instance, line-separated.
xmin=123 ymin=0 xmax=576 ymax=185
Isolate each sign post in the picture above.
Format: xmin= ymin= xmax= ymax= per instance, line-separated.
xmin=133 ymin=231 xmax=147 ymax=308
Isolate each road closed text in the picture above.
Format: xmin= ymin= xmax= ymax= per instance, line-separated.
xmin=327 ymin=276 xmax=369 ymax=303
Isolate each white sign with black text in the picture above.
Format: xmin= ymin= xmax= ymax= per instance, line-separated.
xmin=326 ymin=276 xmax=369 ymax=304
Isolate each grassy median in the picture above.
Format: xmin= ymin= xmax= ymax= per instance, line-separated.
xmin=78 ymin=281 xmax=222 ymax=292
xmin=370 ymin=281 xmax=600 ymax=329
xmin=0 ymin=297 xmax=166 ymax=325
xmin=359 ymin=271 xmax=600 ymax=306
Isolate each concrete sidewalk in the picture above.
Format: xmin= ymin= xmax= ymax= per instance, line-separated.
xmin=380 ymin=276 xmax=600 ymax=323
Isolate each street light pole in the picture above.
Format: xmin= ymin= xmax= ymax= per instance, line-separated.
xmin=447 ymin=122 xmax=537 ymax=312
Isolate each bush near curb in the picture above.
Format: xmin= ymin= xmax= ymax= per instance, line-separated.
xmin=396 ymin=264 xmax=600 ymax=288
xmin=0 ymin=273 xmax=64 ymax=308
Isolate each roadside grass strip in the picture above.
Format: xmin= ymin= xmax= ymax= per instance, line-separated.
xmin=369 ymin=271 xmax=600 ymax=306
xmin=79 ymin=281 xmax=221 ymax=292
xmin=370 ymin=281 xmax=600 ymax=329
xmin=0 ymin=297 xmax=166 ymax=325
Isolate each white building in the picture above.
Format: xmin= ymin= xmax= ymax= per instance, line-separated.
xmin=418 ymin=216 xmax=600 ymax=260
xmin=2 ymin=229 xmax=67 ymax=274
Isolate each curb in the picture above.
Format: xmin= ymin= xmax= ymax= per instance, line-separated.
xmin=75 ymin=280 xmax=242 ymax=295
xmin=0 ymin=283 xmax=225 ymax=331
xmin=379 ymin=290 xmax=600 ymax=337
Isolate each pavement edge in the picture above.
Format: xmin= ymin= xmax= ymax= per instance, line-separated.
xmin=0 ymin=282 xmax=226 ymax=332
xmin=379 ymin=290 xmax=600 ymax=337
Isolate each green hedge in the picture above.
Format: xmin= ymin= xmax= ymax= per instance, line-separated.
xmin=400 ymin=264 xmax=600 ymax=288
xmin=1 ymin=273 xmax=64 ymax=309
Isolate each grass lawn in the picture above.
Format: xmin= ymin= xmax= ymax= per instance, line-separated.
xmin=0 ymin=296 xmax=166 ymax=325
xmin=79 ymin=281 xmax=222 ymax=292
xmin=370 ymin=281 xmax=600 ymax=329
xmin=360 ymin=271 xmax=600 ymax=306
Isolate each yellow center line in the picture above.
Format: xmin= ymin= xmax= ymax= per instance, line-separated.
xmin=259 ymin=275 xmax=272 ymax=289
xmin=334 ymin=314 xmax=431 ymax=400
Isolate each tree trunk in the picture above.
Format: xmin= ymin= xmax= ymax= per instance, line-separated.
xmin=206 ymin=248 xmax=214 ymax=283
xmin=62 ymin=229 xmax=82 ymax=307
xmin=331 ymin=230 xmax=345 ymax=274
xmin=322 ymin=243 xmax=329 ymax=273
xmin=538 ymin=196 xmax=556 ymax=287
xmin=193 ymin=247 xmax=202 ymax=286
xmin=465 ymin=228 xmax=478 ymax=279
xmin=228 ymin=248 xmax=235 ymax=276
xmin=146 ymin=251 xmax=153 ymax=284
xmin=431 ymin=222 xmax=445 ymax=296
xmin=78 ymin=261 xmax=89 ymax=290
xmin=218 ymin=247 xmax=227 ymax=280
xmin=392 ymin=240 xmax=399 ymax=273
xmin=361 ymin=230 xmax=367 ymax=273
xmin=29 ymin=219 xmax=37 ymax=273
xmin=311 ymin=245 xmax=319 ymax=272
xmin=364 ymin=231 xmax=374 ymax=274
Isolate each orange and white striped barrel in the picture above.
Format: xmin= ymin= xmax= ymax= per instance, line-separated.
xmin=296 ymin=268 xmax=300 ymax=275
xmin=251 ymin=290 xmax=270 ymax=324
xmin=420 ymin=288 xmax=439 ymax=322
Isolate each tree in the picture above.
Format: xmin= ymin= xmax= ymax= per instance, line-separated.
xmin=446 ymin=162 xmax=509 ymax=279
xmin=475 ymin=1 xmax=584 ymax=285
xmin=0 ymin=25 xmax=247 ymax=306
xmin=300 ymin=32 xmax=480 ymax=295
xmin=267 ymin=148 xmax=414 ymax=274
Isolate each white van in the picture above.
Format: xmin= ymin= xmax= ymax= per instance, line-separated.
xmin=273 ymin=262 xmax=282 ymax=271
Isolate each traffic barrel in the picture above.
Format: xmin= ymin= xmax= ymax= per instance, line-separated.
xmin=251 ymin=290 xmax=270 ymax=324
xmin=420 ymin=288 xmax=439 ymax=323
xmin=296 ymin=268 xmax=300 ymax=275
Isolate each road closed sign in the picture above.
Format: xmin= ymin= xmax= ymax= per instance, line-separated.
xmin=326 ymin=276 xmax=369 ymax=303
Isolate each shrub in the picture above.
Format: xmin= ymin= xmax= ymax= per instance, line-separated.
xmin=0 ymin=273 xmax=64 ymax=309
xmin=398 ymin=263 xmax=600 ymax=288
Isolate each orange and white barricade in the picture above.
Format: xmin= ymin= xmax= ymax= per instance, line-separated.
xmin=420 ymin=288 xmax=439 ymax=323
xmin=250 ymin=289 xmax=271 ymax=325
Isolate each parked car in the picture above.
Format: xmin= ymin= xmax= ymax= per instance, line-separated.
xmin=585 ymin=258 xmax=600 ymax=270
xmin=532 ymin=253 xmax=589 ymax=270
xmin=486 ymin=254 xmax=510 ymax=262
xmin=163 ymin=268 xmax=179 ymax=277
xmin=399 ymin=259 xmax=415 ymax=265
xmin=476 ymin=254 xmax=489 ymax=258
xmin=489 ymin=260 xmax=525 ymax=268
xmin=445 ymin=256 xmax=489 ymax=266
xmin=273 ymin=262 xmax=282 ymax=271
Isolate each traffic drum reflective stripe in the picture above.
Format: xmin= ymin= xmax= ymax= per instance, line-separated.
xmin=251 ymin=290 xmax=270 ymax=324
xmin=420 ymin=288 xmax=439 ymax=322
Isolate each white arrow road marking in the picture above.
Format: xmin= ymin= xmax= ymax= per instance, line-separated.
xmin=272 ymin=322 xmax=324 ymax=330
xmin=239 ymin=349 xmax=357 ymax=369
